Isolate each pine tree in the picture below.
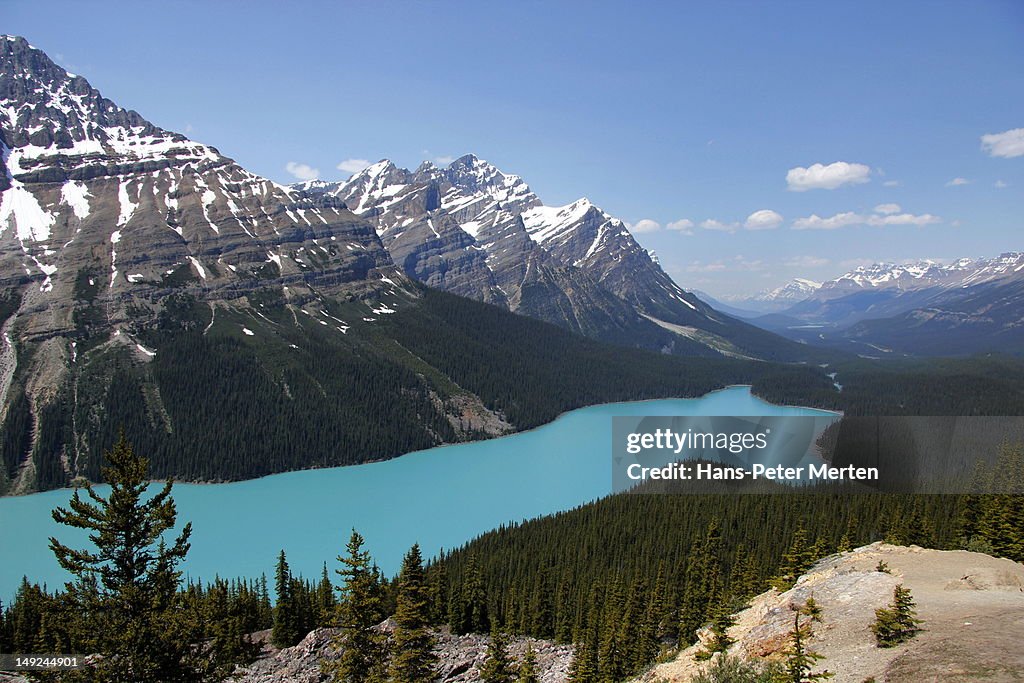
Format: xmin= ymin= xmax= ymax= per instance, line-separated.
xmin=780 ymin=602 xmax=833 ymax=682
xmin=771 ymin=521 xmax=815 ymax=591
xmin=479 ymin=625 xmax=516 ymax=683
xmin=272 ymin=550 xmax=302 ymax=648
xmin=529 ymin=569 xmax=554 ymax=639
xmin=679 ymin=518 xmax=722 ymax=644
xmin=317 ymin=563 xmax=337 ymax=627
xmin=389 ymin=544 xmax=437 ymax=682
xmin=518 ymin=642 xmax=540 ymax=683
xmin=453 ymin=554 xmax=489 ymax=634
xmin=567 ymin=585 xmax=602 ymax=683
xmin=323 ymin=530 xmax=387 ymax=683
xmin=871 ymin=584 xmax=922 ymax=647
xmin=257 ymin=574 xmax=273 ymax=629
xmin=427 ymin=561 xmax=449 ymax=625
xmin=694 ymin=596 xmax=735 ymax=661
xmin=598 ymin=576 xmax=628 ymax=680
xmin=48 ymin=432 xmax=199 ymax=682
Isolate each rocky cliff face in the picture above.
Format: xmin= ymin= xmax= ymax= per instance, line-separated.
xmin=0 ymin=34 xmax=407 ymax=342
xmin=641 ymin=543 xmax=1024 ymax=682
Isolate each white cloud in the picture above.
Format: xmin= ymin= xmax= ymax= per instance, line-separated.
xmin=666 ymin=218 xmax=695 ymax=234
xmin=792 ymin=212 xmax=865 ymax=230
xmin=434 ymin=155 xmax=455 ymax=165
xmin=285 ymin=161 xmax=319 ymax=181
xmin=868 ymin=213 xmax=941 ymax=226
xmin=686 ymin=256 xmax=765 ymax=273
xmin=946 ymin=177 xmax=971 ymax=186
xmin=744 ymin=209 xmax=783 ymax=230
xmin=980 ymin=127 xmax=1024 ymax=158
xmin=874 ymin=203 xmax=901 ymax=215
xmin=784 ymin=255 xmax=830 ymax=268
xmin=700 ymin=219 xmax=738 ymax=233
xmin=786 ymin=161 xmax=871 ymax=191
xmin=336 ymin=158 xmax=372 ymax=174
xmin=628 ymin=219 xmax=661 ymax=234
xmin=883 ymin=180 xmax=901 ymax=187
xmin=792 ymin=210 xmax=941 ymax=230
xmin=995 ymin=180 xmax=1009 ymax=189
xmin=839 ymin=257 xmax=875 ymax=269
xmin=686 ymin=261 xmax=728 ymax=273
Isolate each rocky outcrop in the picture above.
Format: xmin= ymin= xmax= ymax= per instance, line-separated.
xmin=233 ymin=624 xmax=573 ymax=683
xmin=640 ymin=543 xmax=1024 ymax=683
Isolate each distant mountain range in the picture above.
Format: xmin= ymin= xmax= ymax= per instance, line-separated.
xmin=737 ymin=254 xmax=1024 ymax=356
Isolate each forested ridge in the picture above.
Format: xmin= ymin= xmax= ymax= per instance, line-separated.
xmin=4 ymin=285 xmax=1024 ymax=495
xmin=3 ymin=441 xmax=1020 ymax=681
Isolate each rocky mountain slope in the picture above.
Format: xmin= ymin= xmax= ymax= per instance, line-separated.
xmin=0 ymin=35 xmax=441 ymax=494
xmin=299 ymin=156 xmax=821 ymax=362
xmin=641 ymin=542 xmax=1024 ymax=682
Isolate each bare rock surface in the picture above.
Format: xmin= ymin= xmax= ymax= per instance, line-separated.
xmin=641 ymin=543 xmax=1024 ymax=682
xmin=233 ymin=624 xmax=573 ymax=683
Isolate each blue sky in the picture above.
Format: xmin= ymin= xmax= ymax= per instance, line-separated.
xmin=4 ymin=0 xmax=1022 ymax=296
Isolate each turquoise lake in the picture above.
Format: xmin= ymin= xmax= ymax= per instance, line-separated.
xmin=0 ymin=386 xmax=834 ymax=601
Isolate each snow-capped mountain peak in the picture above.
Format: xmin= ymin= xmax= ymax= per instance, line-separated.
xmin=1 ymin=35 xmax=405 ymax=313
xmin=755 ymin=278 xmax=823 ymax=303
xmin=821 ymin=255 xmax=1023 ymax=292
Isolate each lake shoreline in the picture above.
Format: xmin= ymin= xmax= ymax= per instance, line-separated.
xmin=1 ymin=384 xmax=841 ymax=499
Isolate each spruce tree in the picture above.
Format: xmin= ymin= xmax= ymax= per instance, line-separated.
xmin=48 ymin=432 xmax=199 ymax=682
xmin=323 ymin=530 xmax=387 ymax=683
xmin=598 ymin=576 xmax=628 ymax=680
xmin=479 ymin=625 xmax=516 ymax=683
xmin=258 ymin=574 xmax=273 ymax=628
xmin=317 ymin=563 xmax=337 ymax=627
xmin=518 ymin=642 xmax=540 ymax=683
xmin=272 ymin=550 xmax=302 ymax=648
xmin=679 ymin=518 xmax=722 ymax=644
xmin=871 ymin=584 xmax=922 ymax=647
xmin=567 ymin=584 xmax=602 ymax=683
xmin=389 ymin=544 xmax=437 ymax=682
xmin=695 ymin=597 xmax=735 ymax=661
xmin=529 ymin=569 xmax=554 ymax=639
xmin=771 ymin=521 xmax=815 ymax=591
xmin=453 ymin=554 xmax=489 ymax=634
xmin=427 ymin=561 xmax=449 ymax=625
xmin=780 ymin=601 xmax=832 ymax=682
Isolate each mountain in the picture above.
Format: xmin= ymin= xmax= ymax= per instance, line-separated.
xmin=758 ymin=277 xmax=822 ymax=304
xmin=819 ymin=255 xmax=1024 ymax=296
xmin=0 ymin=36 xmax=819 ymax=495
xmin=840 ymin=277 xmax=1024 ymax=356
xmin=299 ymin=156 xmax=821 ymax=362
xmin=718 ymin=278 xmax=823 ymax=314
xmin=747 ymin=254 xmax=1024 ymax=355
